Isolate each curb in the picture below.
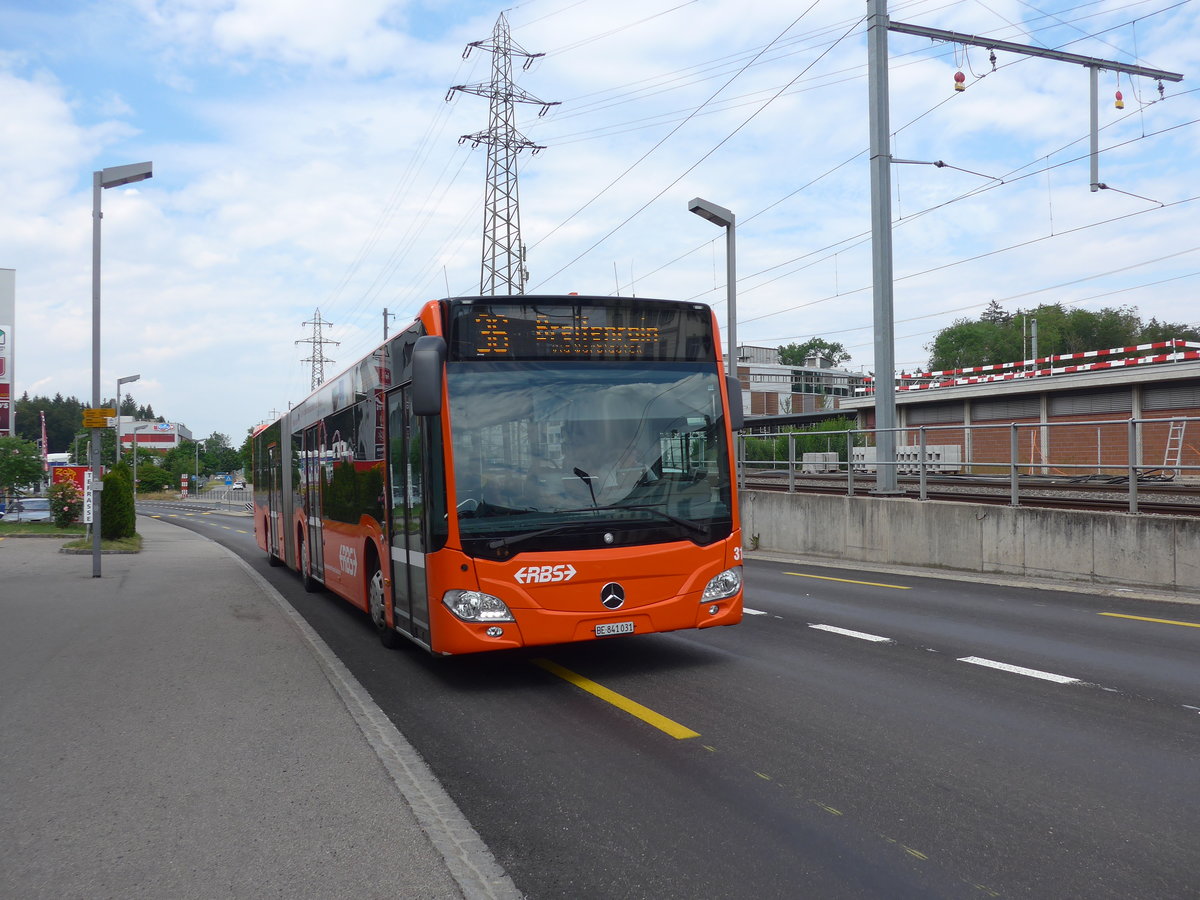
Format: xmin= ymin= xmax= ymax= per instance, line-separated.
xmin=59 ymin=546 xmax=141 ymax=555
xmin=0 ymin=532 xmax=83 ymax=539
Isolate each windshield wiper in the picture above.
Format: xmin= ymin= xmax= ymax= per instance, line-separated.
xmin=598 ymin=504 xmax=708 ymax=535
xmin=487 ymin=522 xmax=587 ymax=550
xmin=486 ymin=504 xmax=707 ymax=550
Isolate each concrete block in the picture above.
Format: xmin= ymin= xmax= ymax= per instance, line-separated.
xmin=1091 ymin=513 xmax=1179 ymax=590
xmin=1173 ymin=518 xmax=1200 ymax=592
xmin=1022 ymin=508 xmax=1095 ymax=584
xmin=979 ymin=505 xmax=1025 ymax=576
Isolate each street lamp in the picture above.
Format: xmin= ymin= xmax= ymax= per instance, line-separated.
xmin=91 ymin=161 xmax=153 ymax=577
xmin=194 ymin=438 xmax=205 ymax=482
xmin=687 ymin=197 xmax=737 ymax=379
xmin=131 ymin=424 xmax=150 ymax=499
xmin=115 ymin=373 xmax=140 ymax=466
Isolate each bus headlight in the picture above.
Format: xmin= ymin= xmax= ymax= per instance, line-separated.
xmin=443 ymin=590 xmax=515 ymax=623
xmin=701 ymin=566 xmax=742 ymax=601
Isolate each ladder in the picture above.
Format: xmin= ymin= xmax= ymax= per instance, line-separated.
xmin=1163 ymin=419 xmax=1186 ymax=474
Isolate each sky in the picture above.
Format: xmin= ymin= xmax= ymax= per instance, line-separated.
xmin=2 ymin=0 xmax=1198 ymax=445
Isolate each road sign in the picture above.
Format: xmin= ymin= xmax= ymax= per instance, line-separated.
xmin=83 ymin=408 xmax=116 ymax=428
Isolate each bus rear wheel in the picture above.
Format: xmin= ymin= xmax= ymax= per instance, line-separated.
xmin=369 ymin=565 xmax=402 ymax=649
xmin=299 ymin=535 xmax=319 ymax=594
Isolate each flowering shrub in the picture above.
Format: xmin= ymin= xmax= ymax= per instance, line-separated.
xmin=49 ymin=479 xmax=84 ymax=529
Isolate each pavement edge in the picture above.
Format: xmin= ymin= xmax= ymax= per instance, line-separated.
xmin=225 ymin=549 xmax=524 ymax=900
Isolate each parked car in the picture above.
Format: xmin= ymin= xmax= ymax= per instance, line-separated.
xmin=2 ymin=497 xmax=53 ymax=523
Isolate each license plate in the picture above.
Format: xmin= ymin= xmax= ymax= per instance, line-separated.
xmin=595 ymin=621 xmax=635 ymax=637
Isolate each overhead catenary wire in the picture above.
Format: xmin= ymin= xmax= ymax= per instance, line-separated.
xmin=309 ymin=0 xmax=1193 ymax=389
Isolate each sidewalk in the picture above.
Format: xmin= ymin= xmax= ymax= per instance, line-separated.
xmin=0 ymin=517 xmax=518 ymax=899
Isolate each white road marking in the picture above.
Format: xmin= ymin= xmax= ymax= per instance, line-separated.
xmin=809 ymin=623 xmax=893 ymax=643
xmin=957 ymin=656 xmax=1081 ymax=685
xmin=744 ymin=608 xmax=768 ymax=616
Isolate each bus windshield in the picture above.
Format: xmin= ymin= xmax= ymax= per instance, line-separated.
xmin=447 ymin=360 xmax=733 ymax=558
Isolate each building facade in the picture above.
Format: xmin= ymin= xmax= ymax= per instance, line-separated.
xmin=840 ymin=342 xmax=1200 ymax=476
xmin=119 ymin=420 xmax=193 ymax=451
xmin=736 ymin=345 xmax=867 ymax=417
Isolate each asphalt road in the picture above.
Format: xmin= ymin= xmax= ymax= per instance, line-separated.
xmin=143 ymin=500 xmax=1200 ymax=899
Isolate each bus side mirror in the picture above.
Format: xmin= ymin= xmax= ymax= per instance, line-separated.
xmin=412 ymin=336 xmax=447 ymax=416
xmin=726 ymin=375 xmax=743 ymax=431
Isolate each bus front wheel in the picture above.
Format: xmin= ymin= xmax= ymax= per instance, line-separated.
xmin=369 ymin=565 xmax=402 ymax=649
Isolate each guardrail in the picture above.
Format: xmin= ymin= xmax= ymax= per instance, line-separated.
xmin=205 ymin=487 xmax=252 ymax=510
xmin=737 ymin=415 xmax=1199 ymax=514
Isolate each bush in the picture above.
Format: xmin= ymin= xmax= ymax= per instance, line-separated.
xmin=102 ymin=463 xmax=136 ymax=540
xmin=48 ymin=479 xmax=84 ymax=529
xmin=133 ymin=461 xmax=173 ymax=493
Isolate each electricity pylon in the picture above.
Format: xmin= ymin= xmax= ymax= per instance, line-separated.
xmin=448 ymin=12 xmax=559 ymax=295
xmin=296 ymin=309 xmax=339 ymax=391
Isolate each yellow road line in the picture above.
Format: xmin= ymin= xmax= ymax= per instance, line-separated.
xmin=785 ymin=572 xmax=912 ymax=590
xmin=532 ymin=658 xmax=700 ymax=740
xmin=1100 ymin=612 xmax=1200 ymax=629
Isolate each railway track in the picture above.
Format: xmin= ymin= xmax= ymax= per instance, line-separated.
xmin=741 ymin=472 xmax=1200 ymax=517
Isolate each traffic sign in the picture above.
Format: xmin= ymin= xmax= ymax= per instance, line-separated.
xmin=82 ymin=408 xmax=115 ymax=428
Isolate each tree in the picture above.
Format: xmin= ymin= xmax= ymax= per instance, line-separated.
xmin=238 ymin=430 xmax=255 ymax=483
xmin=925 ymin=303 xmax=1197 ymax=371
xmin=133 ymin=458 xmax=173 ymax=493
xmin=778 ymin=338 xmax=851 ymax=367
xmin=0 ymin=437 xmax=44 ymax=499
xmin=1139 ymin=317 xmax=1200 ymax=343
xmin=926 ymin=318 xmax=1022 ymax=371
xmin=205 ymin=432 xmax=242 ymax=474
xmin=979 ymin=299 xmax=1011 ymax=325
xmin=101 ymin=463 xmax=136 ymax=539
xmin=69 ymin=428 xmax=115 ymax=465
xmin=15 ymin=393 xmax=89 ymax=452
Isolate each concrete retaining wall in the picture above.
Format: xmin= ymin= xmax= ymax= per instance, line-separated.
xmin=740 ymin=491 xmax=1200 ymax=595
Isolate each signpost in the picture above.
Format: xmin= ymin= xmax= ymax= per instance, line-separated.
xmin=83 ymin=408 xmax=115 ymax=429
xmin=82 ymin=410 xmax=113 ymax=534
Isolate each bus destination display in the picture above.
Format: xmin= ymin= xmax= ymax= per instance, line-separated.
xmin=449 ymin=300 xmax=715 ymax=362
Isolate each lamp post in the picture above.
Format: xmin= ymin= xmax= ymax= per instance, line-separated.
xmin=91 ymin=161 xmax=153 ymax=577
xmin=131 ymin=424 xmax=150 ymax=499
xmin=194 ymin=438 xmax=205 ymax=487
xmin=687 ymin=197 xmax=737 ymax=379
xmin=115 ymin=373 xmax=140 ymax=466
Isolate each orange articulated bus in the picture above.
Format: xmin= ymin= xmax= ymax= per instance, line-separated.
xmin=253 ymin=295 xmax=744 ymax=655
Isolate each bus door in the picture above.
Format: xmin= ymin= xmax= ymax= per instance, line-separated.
xmin=302 ymin=423 xmax=326 ymax=581
xmin=387 ymin=388 xmax=431 ymax=644
xmin=266 ymin=442 xmax=281 ymax=560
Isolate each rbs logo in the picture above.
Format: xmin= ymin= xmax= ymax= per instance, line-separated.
xmin=339 ymin=545 xmax=358 ymax=577
xmin=514 ymin=563 xmax=577 ymax=584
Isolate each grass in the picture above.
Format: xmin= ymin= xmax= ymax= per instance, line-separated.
xmin=62 ymin=533 xmax=143 ymax=552
xmin=136 ymin=491 xmax=179 ymax=501
xmin=0 ymin=521 xmax=86 ymax=536
xmin=0 ymin=521 xmax=142 ymax=552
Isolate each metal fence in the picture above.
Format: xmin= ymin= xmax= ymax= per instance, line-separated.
xmin=737 ymin=415 xmax=1199 ymax=513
